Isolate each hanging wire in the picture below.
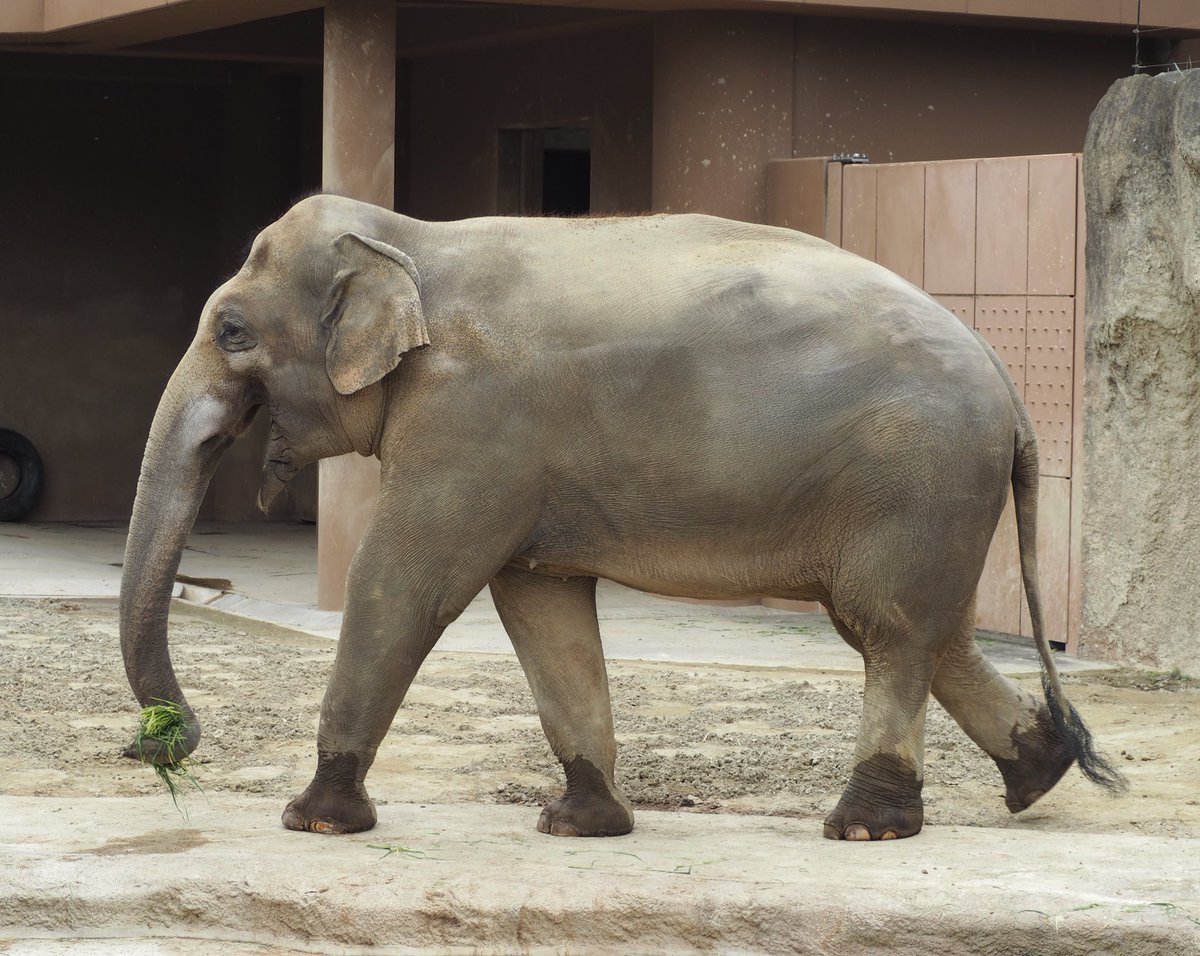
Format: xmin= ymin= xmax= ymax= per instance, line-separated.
xmin=1132 ymin=2 xmax=1200 ymax=75
xmin=1134 ymin=59 xmax=1194 ymax=73
xmin=1128 ymin=59 xmax=1195 ymax=72
xmin=1133 ymin=0 xmax=1142 ymax=74
xmin=1135 ymin=18 xmax=1200 ymax=35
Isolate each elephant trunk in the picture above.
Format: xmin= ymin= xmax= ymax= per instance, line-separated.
xmin=120 ymin=347 xmax=259 ymax=764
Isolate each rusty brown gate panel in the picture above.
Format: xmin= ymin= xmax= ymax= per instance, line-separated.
xmin=767 ymin=153 xmax=1085 ymax=651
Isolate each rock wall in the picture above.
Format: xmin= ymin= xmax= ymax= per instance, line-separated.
xmin=1081 ymin=71 xmax=1200 ymax=674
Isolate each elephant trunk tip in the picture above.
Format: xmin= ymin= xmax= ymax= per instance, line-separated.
xmin=124 ymin=699 xmax=202 ymax=768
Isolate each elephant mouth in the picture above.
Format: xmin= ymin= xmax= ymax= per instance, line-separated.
xmin=257 ymin=418 xmax=301 ymax=513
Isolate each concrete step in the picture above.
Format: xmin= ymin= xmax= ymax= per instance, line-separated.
xmin=2 ymin=795 xmax=1197 ymax=955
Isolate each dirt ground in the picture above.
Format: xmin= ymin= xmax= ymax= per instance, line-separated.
xmin=2 ymin=597 xmax=1198 ymax=839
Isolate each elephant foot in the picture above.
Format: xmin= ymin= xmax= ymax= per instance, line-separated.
xmin=823 ymin=752 xmax=924 ymax=841
xmin=537 ymin=756 xmax=634 ymax=837
xmin=282 ymin=752 xmax=377 ymax=835
xmin=994 ymin=708 xmax=1076 ymax=814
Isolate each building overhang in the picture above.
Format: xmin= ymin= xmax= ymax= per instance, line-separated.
xmin=3 ymin=0 xmax=1199 ymax=56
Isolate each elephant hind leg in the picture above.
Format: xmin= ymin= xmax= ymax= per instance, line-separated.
xmin=490 ymin=568 xmax=634 ymax=837
xmin=931 ymin=618 xmax=1075 ymax=813
xmin=823 ymin=609 xmax=937 ymax=841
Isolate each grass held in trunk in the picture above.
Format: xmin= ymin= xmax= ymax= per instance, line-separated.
xmin=134 ymin=700 xmax=203 ymax=814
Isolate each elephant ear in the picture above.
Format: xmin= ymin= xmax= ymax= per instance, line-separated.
xmin=325 ymin=232 xmax=430 ymax=396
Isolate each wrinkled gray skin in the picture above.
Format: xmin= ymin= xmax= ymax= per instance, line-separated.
xmin=121 ymin=194 xmax=1118 ymax=841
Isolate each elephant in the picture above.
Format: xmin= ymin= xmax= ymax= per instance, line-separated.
xmin=120 ymin=194 xmax=1124 ymax=841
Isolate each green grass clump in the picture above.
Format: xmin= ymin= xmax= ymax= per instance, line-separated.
xmin=134 ymin=700 xmax=203 ymax=814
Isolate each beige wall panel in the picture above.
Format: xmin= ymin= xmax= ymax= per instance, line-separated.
xmin=976 ymin=158 xmax=1029 ymax=295
xmin=934 ymin=295 xmax=974 ymax=329
xmin=766 ymin=158 xmax=831 ymax=235
xmin=1028 ymin=154 xmax=1078 ymax=295
xmin=976 ymin=492 xmax=1021 ymax=636
xmin=924 ymin=160 xmax=976 ymax=294
xmin=825 ymin=162 xmax=843 ymax=246
xmin=840 ymin=164 xmax=877 ymax=260
xmin=974 ymin=296 xmax=1027 ymax=396
xmin=875 ymin=163 xmax=925 ymax=285
xmin=1019 ymin=477 xmax=1071 ymax=644
xmin=1025 ymin=296 xmax=1075 ymax=478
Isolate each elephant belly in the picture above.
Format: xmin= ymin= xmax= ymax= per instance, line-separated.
xmin=510 ymin=544 xmax=830 ymax=604
xmin=515 ymin=379 xmax=1015 ymax=607
xmin=510 ymin=490 xmax=841 ymax=604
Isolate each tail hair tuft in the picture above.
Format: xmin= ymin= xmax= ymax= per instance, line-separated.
xmin=1041 ymin=672 xmax=1129 ymax=794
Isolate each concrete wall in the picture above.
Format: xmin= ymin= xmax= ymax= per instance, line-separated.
xmin=1080 ymin=71 xmax=1200 ymax=674
xmin=408 ymin=21 xmax=653 ymax=220
xmin=652 ymin=11 xmax=793 ymax=224
xmin=0 ymin=57 xmax=318 ymax=522
xmin=793 ymin=18 xmax=1131 ymax=163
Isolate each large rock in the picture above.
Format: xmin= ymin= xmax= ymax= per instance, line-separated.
xmin=1081 ymin=71 xmax=1200 ymax=673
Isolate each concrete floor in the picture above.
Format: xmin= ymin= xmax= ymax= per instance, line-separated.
xmin=3 ymin=521 xmax=1195 ymax=956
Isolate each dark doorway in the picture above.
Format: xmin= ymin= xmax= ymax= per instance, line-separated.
xmin=497 ymin=126 xmax=590 ymax=216
xmin=541 ymin=127 xmax=590 ymax=216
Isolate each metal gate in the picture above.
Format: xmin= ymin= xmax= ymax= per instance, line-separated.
xmin=767 ymin=154 xmax=1085 ymax=651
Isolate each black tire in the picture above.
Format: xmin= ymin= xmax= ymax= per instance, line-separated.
xmin=0 ymin=428 xmax=44 ymax=521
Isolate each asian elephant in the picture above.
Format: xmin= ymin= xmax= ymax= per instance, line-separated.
xmin=120 ymin=194 xmax=1124 ymax=841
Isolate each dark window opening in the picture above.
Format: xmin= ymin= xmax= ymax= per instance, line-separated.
xmin=498 ymin=126 xmax=590 ymax=216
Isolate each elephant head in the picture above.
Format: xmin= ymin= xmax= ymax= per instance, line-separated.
xmin=120 ymin=196 xmax=429 ymax=764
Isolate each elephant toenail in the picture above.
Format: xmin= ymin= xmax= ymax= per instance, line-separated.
xmin=845 ymin=824 xmax=871 ymax=840
xmin=881 ymin=830 xmax=898 ymax=840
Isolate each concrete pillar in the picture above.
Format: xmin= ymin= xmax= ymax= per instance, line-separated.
xmin=317 ymin=0 xmax=396 ymax=610
xmin=651 ymin=12 xmax=793 ymax=223
xmin=1080 ymin=70 xmax=1200 ymax=672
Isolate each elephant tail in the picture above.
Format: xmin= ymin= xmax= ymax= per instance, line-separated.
xmin=1010 ymin=405 xmax=1127 ymax=794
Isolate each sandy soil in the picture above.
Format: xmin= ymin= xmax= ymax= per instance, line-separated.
xmin=2 ymin=597 xmax=1198 ymax=838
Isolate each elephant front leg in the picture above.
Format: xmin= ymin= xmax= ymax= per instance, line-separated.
xmin=281 ymin=591 xmax=445 ymax=834
xmin=490 ymin=568 xmax=634 ymax=837
xmin=282 ymin=750 xmax=380 ymax=835
xmin=282 ymin=527 xmax=498 ymax=834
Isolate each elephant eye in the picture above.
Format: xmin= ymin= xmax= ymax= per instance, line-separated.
xmin=216 ymin=314 xmax=257 ymax=353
